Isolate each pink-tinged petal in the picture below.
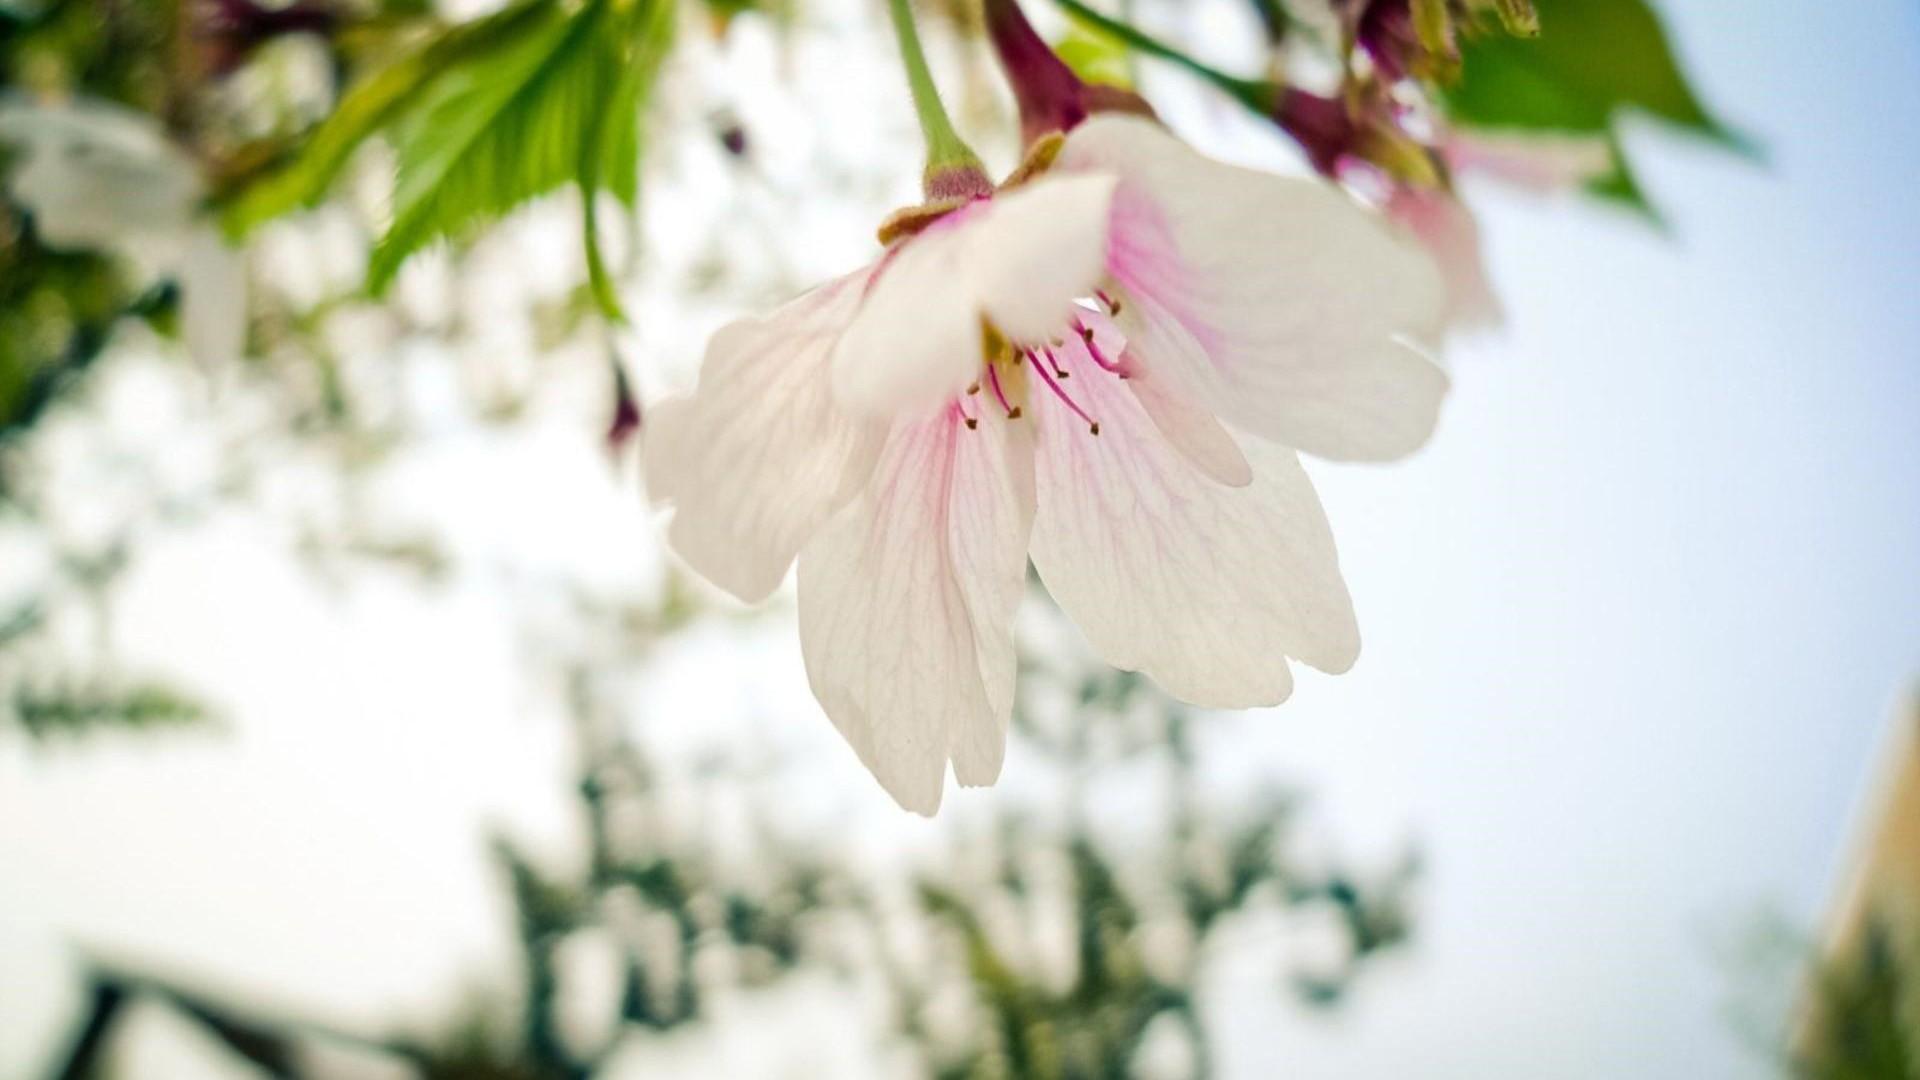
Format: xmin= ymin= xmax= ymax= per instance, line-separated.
xmin=1128 ymin=362 xmax=1253 ymax=488
xmin=833 ymin=175 xmax=1117 ymax=420
xmin=1029 ymin=341 xmax=1359 ymax=708
xmin=832 ymin=214 xmax=984 ymax=418
xmin=946 ymin=403 xmax=1035 ymax=786
xmin=1445 ymin=131 xmax=1614 ymax=194
xmin=964 ymin=174 xmax=1117 ymax=346
xmin=1085 ymin=306 xmax=1252 ymax=488
xmin=1384 ymin=186 xmax=1503 ymax=332
xmin=1061 ymin=115 xmax=1450 ymax=463
xmin=644 ymin=268 xmax=886 ymax=603
xmin=797 ymin=406 xmax=1035 ymax=813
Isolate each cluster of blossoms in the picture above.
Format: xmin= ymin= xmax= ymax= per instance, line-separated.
xmin=644 ymin=0 xmax=1455 ymax=813
xmin=1035 ymin=0 xmax=1610 ymax=333
xmin=1289 ymin=0 xmax=1610 ymax=329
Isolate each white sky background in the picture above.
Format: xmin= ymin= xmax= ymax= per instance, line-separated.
xmin=2 ymin=0 xmax=1919 ymax=1077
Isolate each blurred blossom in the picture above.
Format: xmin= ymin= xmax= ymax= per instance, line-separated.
xmin=1377 ymin=128 xmax=1614 ymax=330
xmin=1383 ymin=184 xmax=1502 ymax=330
xmin=0 ymin=98 xmax=247 ymax=367
xmin=0 ymin=100 xmax=199 ymax=249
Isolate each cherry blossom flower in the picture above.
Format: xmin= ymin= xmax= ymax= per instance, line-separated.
xmin=0 ymin=97 xmax=248 ymax=366
xmin=644 ymin=114 xmax=1445 ymax=813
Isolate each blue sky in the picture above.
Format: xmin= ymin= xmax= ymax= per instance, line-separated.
xmin=1197 ymin=1 xmax=1920 ymax=1073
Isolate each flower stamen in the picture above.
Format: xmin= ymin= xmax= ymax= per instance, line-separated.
xmin=1025 ymin=349 xmax=1100 ymax=435
xmin=1042 ymin=346 xmax=1069 ymax=379
xmin=1073 ymin=318 xmax=1128 ymax=377
xmin=987 ymin=363 xmax=1022 ymax=419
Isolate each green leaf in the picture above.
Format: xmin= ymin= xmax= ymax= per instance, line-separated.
xmin=13 ymin=680 xmax=212 ymax=738
xmin=581 ymin=194 xmax=623 ymax=322
xmin=1443 ymin=0 xmax=1743 ymax=149
xmin=1584 ymin=136 xmax=1668 ymax=231
xmin=368 ymin=0 xmax=671 ymax=300
xmin=220 ymin=0 xmax=553 ymax=236
xmin=367 ymin=3 xmax=586 ymax=291
xmin=580 ymin=0 xmax=675 ymax=320
xmin=1053 ymin=23 xmax=1135 ymax=90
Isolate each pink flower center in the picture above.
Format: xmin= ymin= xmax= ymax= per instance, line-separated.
xmin=1024 ymin=346 xmax=1098 ymax=435
xmin=960 ymin=295 xmax=1129 ymax=437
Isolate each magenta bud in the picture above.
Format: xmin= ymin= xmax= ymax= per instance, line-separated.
xmin=606 ymin=358 xmax=641 ymax=456
xmin=982 ymin=0 xmax=1154 ymax=145
xmin=1276 ymin=90 xmax=1357 ymax=177
xmin=1352 ymin=0 xmax=1418 ymax=82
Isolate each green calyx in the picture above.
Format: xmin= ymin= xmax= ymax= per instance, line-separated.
xmin=885 ymin=0 xmax=988 ymax=198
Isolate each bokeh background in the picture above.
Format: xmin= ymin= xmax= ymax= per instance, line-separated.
xmin=1 ymin=0 xmax=1916 ymax=1076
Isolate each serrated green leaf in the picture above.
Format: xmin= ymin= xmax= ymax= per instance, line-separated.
xmin=367 ymin=4 xmax=586 ymax=291
xmin=367 ymin=0 xmax=670 ymax=299
xmin=1444 ymin=0 xmax=1741 ymax=149
xmin=590 ymin=0 xmax=676 ymax=207
xmin=220 ymin=0 xmax=552 ymax=236
xmin=595 ymin=66 xmax=644 ymax=209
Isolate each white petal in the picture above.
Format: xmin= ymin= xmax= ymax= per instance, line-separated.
xmin=0 ymin=98 xmax=200 ymax=252
xmin=643 ymin=268 xmax=886 ymax=603
xmin=947 ymin=403 xmax=1034 ymax=786
xmin=1062 ymin=115 xmax=1450 ymax=463
xmin=1385 ymin=187 xmax=1503 ymax=332
xmin=797 ymin=407 xmax=1034 ymax=813
xmin=1090 ymin=306 xmax=1252 ymax=487
xmin=177 ymin=227 xmax=249 ymax=366
xmin=1127 ymin=364 xmax=1253 ymax=488
xmin=1446 ymin=131 xmax=1614 ymax=194
xmin=1028 ymin=342 xmax=1358 ymax=709
xmin=963 ymin=174 xmax=1117 ymax=345
xmin=831 ymin=212 xmax=987 ymax=418
xmin=831 ymin=176 xmax=1117 ymax=420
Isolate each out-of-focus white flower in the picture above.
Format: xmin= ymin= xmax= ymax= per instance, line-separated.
xmin=1381 ymin=130 xmax=1615 ymax=332
xmin=1384 ymin=184 xmax=1502 ymax=331
xmin=0 ymin=97 xmax=247 ymax=365
xmin=645 ymin=116 xmax=1446 ymax=814
xmin=1446 ymin=130 xmax=1615 ymax=195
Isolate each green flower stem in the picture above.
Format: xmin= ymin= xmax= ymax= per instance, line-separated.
xmin=1050 ymin=0 xmax=1273 ymax=110
xmin=885 ymin=0 xmax=983 ymax=178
